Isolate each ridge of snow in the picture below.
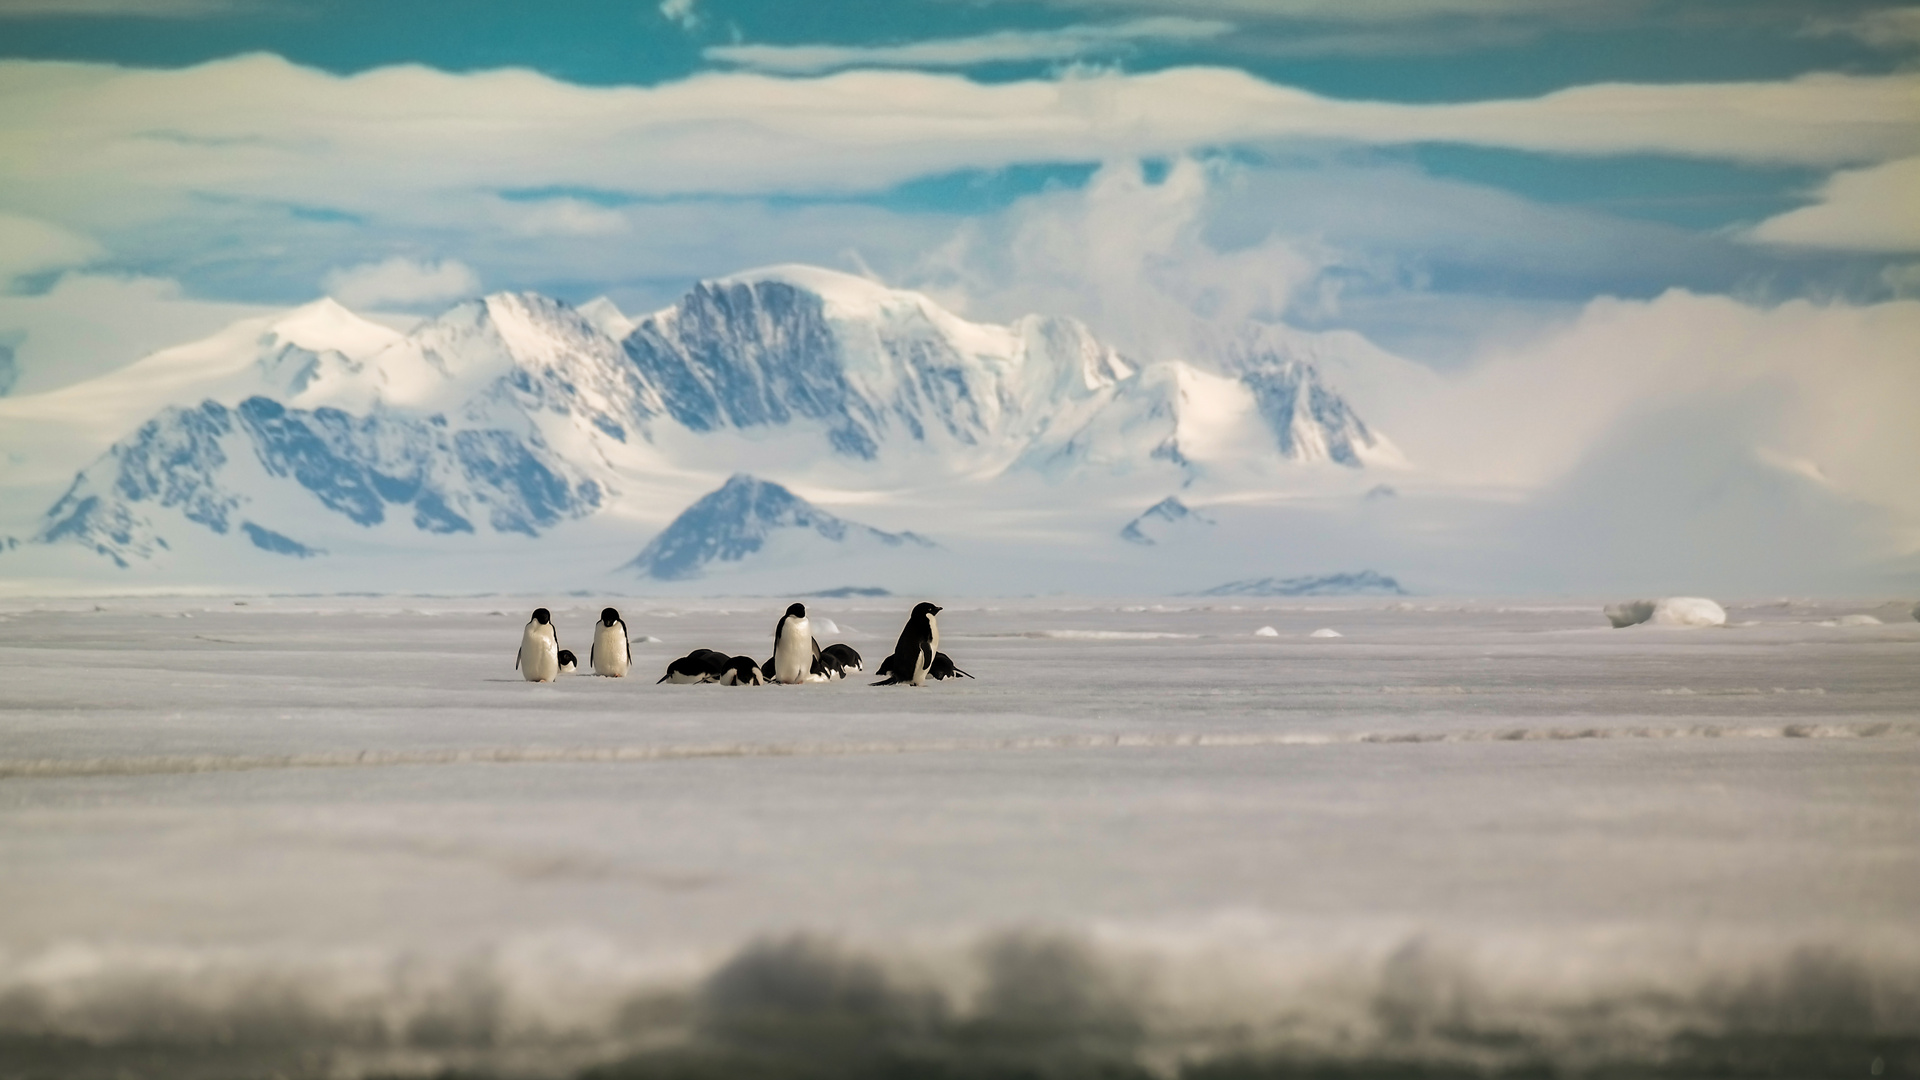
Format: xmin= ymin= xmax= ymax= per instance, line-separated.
xmin=576 ymin=296 xmax=635 ymax=341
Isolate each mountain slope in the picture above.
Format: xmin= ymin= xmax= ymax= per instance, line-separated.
xmin=38 ymin=396 xmax=602 ymax=566
xmin=625 ymin=473 xmax=933 ymax=581
xmin=1121 ymin=496 xmax=1215 ymax=546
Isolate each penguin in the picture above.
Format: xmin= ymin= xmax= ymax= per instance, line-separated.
xmin=720 ymin=655 xmax=765 ymax=686
xmin=822 ymin=643 xmax=863 ymax=675
xmin=876 ymin=650 xmax=970 ymax=681
xmin=814 ymin=651 xmax=845 ymax=680
xmin=557 ymin=649 xmax=578 ymax=673
xmin=591 ymin=607 xmax=630 ymax=677
xmin=516 ymin=608 xmax=559 ymax=683
xmin=872 ymin=602 xmax=940 ymax=686
xmin=771 ymin=602 xmax=823 ymax=684
xmin=658 ymin=649 xmax=731 ymax=684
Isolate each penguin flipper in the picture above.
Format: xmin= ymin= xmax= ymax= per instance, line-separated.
xmin=515 ymin=644 xmax=522 ymax=670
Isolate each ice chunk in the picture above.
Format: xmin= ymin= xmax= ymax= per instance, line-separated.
xmin=1310 ymin=628 xmax=1342 ymax=638
xmin=1837 ymin=614 xmax=1882 ymax=626
xmin=1649 ymin=598 xmax=1727 ymax=627
xmin=1605 ymin=598 xmax=1726 ymax=628
xmin=1254 ymin=626 xmax=1280 ymax=637
xmin=1604 ymin=600 xmax=1657 ymax=628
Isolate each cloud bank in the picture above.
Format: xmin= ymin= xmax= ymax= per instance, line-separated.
xmin=1748 ymin=156 xmax=1920 ymax=253
xmin=706 ymin=17 xmax=1233 ymax=73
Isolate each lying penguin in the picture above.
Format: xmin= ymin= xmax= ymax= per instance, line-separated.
xmin=719 ymin=655 xmax=764 ymax=686
xmin=557 ymin=649 xmax=578 ymax=674
xmin=872 ymin=603 xmax=941 ymax=686
xmin=876 ymin=650 xmax=971 ymax=682
xmin=658 ymin=648 xmax=731 ymax=684
xmin=516 ymin=608 xmax=560 ymax=683
xmin=822 ymin=643 xmax=862 ymax=676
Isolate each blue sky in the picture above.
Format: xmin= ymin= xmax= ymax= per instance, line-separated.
xmin=1 ymin=0 xmax=1917 ymax=583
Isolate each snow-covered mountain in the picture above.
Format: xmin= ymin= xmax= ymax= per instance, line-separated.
xmin=1194 ymin=571 xmax=1408 ymax=597
xmin=1120 ymin=496 xmax=1214 ymax=546
xmin=39 ymin=396 xmax=601 ymax=567
xmin=2 ymin=265 xmax=1404 ymax=589
xmin=626 ymin=474 xmax=932 ymax=581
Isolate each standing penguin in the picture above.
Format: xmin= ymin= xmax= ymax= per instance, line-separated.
xmin=772 ymin=602 xmax=823 ymax=684
xmin=873 ymin=602 xmax=940 ymax=686
xmin=516 ymin=607 xmax=560 ymax=683
xmin=591 ymin=607 xmax=630 ymax=677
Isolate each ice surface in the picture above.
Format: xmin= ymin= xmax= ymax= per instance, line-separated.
xmin=1 ymin=596 xmax=1917 ymax=1077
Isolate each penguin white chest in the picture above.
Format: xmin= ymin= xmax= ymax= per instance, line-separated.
xmin=911 ymin=615 xmax=939 ymax=686
xmin=591 ymin=623 xmax=629 ymax=677
xmin=520 ymin=624 xmax=558 ymax=682
xmin=773 ymin=616 xmax=812 ymax=684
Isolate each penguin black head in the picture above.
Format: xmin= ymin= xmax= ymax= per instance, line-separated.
xmin=912 ymin=602 xmax=941 ymax=619
xmin=532 ymin=608 xmax=551 ymax=624
xmin=786 ymin=603 xmax=806 ymax=618
xmin=601 ymin=607 xmax=620 ymax=626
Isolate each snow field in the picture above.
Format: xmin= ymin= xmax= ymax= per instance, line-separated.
xmin=0 ymin=596 xmax=1916 ymax=1076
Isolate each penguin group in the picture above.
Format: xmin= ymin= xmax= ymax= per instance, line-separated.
xmin=516 ymin=607 xmax=630 ymax=682
xmin=514 ymin=601 xmax=971 ymax=686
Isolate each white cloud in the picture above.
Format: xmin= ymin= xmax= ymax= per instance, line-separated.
xmin=0 ymin=57 xmax=1911 ymax=250
xmin=1379 ymin=290 xmax=1920 ymax=541
xmin=1038 ymin=0 xmax=1595 ymax=21
xmin=0 ymin=273 xmax=274 ymax=395
xmin=1805 ymin=6 xmax=1920 ymax=49
xmin=910 ymin=158 xmax=1320 ymax=358
xmin=1746 ymin=156 xmax=1920 ymax=252
xmin=1883 ymin=262 xmax=1920 ymax=297
xmin=706 ymin=17 xmax=1232 ymax=73
xmin=0 ymin=214 xmax=101 ymax=286
xmin=659 ymin=0 xmax=699 ymax=32
xmin=321 ymin=257 xmax=480 ymax=309
xmin=497 ymin=197 xmax=631 ymax=238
